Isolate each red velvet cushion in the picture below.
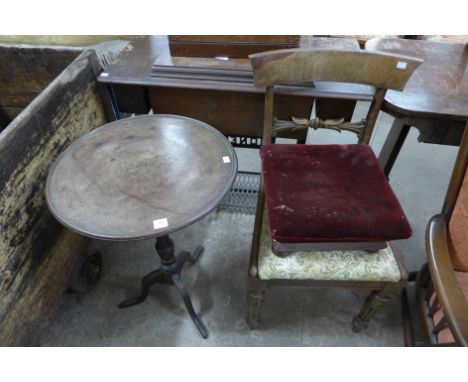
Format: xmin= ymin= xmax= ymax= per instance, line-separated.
xmin=260 ymin=144 xmax=412 ymax=243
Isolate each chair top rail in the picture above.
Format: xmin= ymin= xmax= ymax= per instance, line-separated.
xmin=250 ymin=48 xmax=423 ymax=91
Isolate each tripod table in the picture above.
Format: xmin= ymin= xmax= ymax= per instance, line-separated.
xmin=46 ymin=114 xmax=238 ymax=338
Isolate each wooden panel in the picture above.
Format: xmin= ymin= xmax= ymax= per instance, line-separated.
xmin=168 ymin=35 xmax=300 ymax=58
xmin=416 ymin=119 xmax=466 ymax=145
xmin=0 ymin=44 xmax=80 ymax=108
xmin=149 ymin=86 xmax=313 ymax=137
xmin=0 ymin=230 xmax=90 ymax=346
xmin=250 ymin=49 xmax=423 ymax=90
xmin=169 ymin=35 xmax=301 ymax=44
xmin=315 ymin=98 xmax=356 ymax=121
xmin=0 ymin=50 xmax=112 ymax=346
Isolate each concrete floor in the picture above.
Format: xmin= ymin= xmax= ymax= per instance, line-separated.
xmin=40 ymin=104 xmax=459 ymax=346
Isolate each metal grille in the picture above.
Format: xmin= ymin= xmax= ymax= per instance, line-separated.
xmin=219 ymin=171 xmax=260 ymax=211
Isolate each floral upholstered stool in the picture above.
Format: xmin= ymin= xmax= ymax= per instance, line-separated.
xmin=258 ymin=211 xmax=402 ymax=282
xmin=247 ymin=205 xmax=408 ymax=331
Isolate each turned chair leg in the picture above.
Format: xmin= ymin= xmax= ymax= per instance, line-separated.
xmin=247 ymin=288 xmax=266 ymax=329
xmin=352 ymin=290 xmax=391 ymax=332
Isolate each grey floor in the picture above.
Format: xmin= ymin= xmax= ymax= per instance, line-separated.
xmin=39 ymin=103 xmax=459 ymax=346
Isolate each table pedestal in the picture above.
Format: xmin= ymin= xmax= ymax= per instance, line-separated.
xmin=119 ymin=235 xmax=208 ymax=339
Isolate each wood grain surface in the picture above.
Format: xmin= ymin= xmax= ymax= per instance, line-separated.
xmin=46 ymin=115 xmax=237 ymax=240
xmin=0 ymin=50 xmax=111 ymax=345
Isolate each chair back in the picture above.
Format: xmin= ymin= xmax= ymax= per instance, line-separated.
xmin=419 ymin=124 xmax=468 ymax=346
xmin=249 ymin=48 xmax=422 ymax=145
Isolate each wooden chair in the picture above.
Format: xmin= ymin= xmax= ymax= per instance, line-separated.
xmin=413 ymin=123 xmax=468 ymax=346
xmin=247 ymin=48 xmax=422 ymax=331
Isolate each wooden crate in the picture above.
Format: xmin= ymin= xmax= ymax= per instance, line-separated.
xmin=0 ymin=45 xmax=114 ymax=345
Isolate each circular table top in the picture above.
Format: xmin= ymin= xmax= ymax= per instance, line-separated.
xmin=46 ymin=114 xmax=237 ymax=240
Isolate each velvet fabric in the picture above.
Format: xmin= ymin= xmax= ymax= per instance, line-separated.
xmin=260 ymin=144 xmax=412 ymax=243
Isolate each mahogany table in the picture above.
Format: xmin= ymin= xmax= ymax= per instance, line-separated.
xmin=46 ymin=114 xmax=238 ymax=338
xmin=366 ymin=38 xmax=468 ymax=175
xmin=98 ymin=36 xmax=374 ymax=148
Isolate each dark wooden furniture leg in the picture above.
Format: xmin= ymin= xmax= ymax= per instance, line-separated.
xmin=247 ymin=287 xmax=266 ymax=329
xmin=378 ymin=119 xmax=411 ymax=177
xmin=352 ymin=290 xmax=392 ymax=332
xmin=119 ymin=235 xmax=208 ymax=339
xmin=401 ymin=288 xmax=415 ymax=346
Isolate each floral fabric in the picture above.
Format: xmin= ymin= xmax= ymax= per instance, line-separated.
xmin=258 ymin=210 xmax=402 ymax=282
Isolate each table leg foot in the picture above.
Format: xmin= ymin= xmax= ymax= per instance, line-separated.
xmin=171 ymin=273 xmax=209 ymax=339
xmin=119 ymin=268 xmax=166 ymax=308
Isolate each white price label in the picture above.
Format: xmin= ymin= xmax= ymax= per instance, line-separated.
xmin=396 ymin=61 xmax=407 ymax=70
xmin=153 ymin=218 xmax=168 ymax=230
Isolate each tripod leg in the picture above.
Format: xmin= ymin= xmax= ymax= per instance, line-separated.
xmin=119 ymin=269 xmax=165 ymax=308
xmin=176 ymin=246 xmax=204 ymax=269
xmin=188 ymin=245 xmax=204 ymax=264
xmin=171 ymin=273 xmax=208 ymax=339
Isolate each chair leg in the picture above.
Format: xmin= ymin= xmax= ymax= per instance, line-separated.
xmin=352 ymin=290 xmax=391 ymax=332
xmin=247 ymin=288 xmax=266 ymax=329
xmin=401 ymin=288 xmax=415 ymax=346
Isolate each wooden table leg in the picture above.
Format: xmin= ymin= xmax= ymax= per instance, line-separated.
xmin=378 ymin=118 xmax=411 ymax=177
xmin=118 ymin=235 xmax=208 ymax=339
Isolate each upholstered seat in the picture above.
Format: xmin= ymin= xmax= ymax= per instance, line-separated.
xmin=258 ymin=208 xmax=402 ymax=282
xmin=260 ymin=144 xmax=412 ymax=244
